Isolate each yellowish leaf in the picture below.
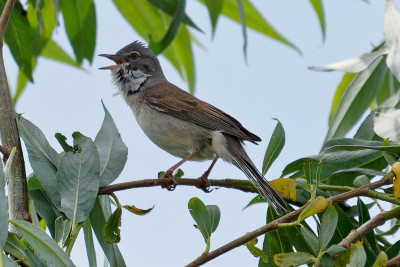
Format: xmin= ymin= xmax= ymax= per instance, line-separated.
xmin=270 ymin=178 xmax=296 ymax=201
xmin=39 ymin=219 xmax=47 ymax=231
xmin=274 ymin=252 xmax=315 ymax=266
xmin=122 ymin=204 xmax=154 ymax=215
xmin=297 ymin=196 xmax=331 ymax=222
xmin=245 ymin=238 xmax=268 ymax=263
xmin=372 ymin=251 xmax=388 ymax=267
xmin=393 ymin=162 xmax=400 ymax=198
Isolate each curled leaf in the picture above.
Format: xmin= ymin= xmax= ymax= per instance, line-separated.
xmin=297 ymin=196 xmax=331 ymax=222
xmin=122 ymin=205 xmax=154 ymax=216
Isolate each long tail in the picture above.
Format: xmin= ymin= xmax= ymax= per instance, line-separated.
xmin=225 ymin=136 xmax=289 ymax=215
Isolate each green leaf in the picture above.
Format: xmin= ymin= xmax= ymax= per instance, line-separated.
xmin=374 ymin=107 xmax=400 ymax=141
xmin=218 ymin=0 xmax=300 ymax=54
xmin=372 ymin=251 xmax=388 ymax=267
xmin=94 ymin=102 xmax=128 ymax=187
xmin=310 ymin=49 xmax=387 ymax=73
xmin=29 ymin=189 xmax=65 ymax=238
xmin=0 ymin=161 xmax=7 ymax=249
xmin=148 ymin=0 xmax=202 ymax=31
xmin=174 ymin=168 xmax=184 ymax=178
xmin=57 ymin=132 xmax=100 ymax=224
xmin=188 ymin=197 xmax=220 ymax=247
xmin=326 ymin=245 xmax=346 ymax=254
xmin=348 ymin=241 xmax=367 ymax=267
xmin=1 ymin=1 xmax=34 ymax=81
xmin=353 ymin=175 xmax=370 ymax=187
xmin=148 ymin=0 xmax=186 ymax=55
xmin=89 ymin=196 xmax=126 ymax=267
xmin=18 ymin=116 xmax=62 ymax=210
xmin=61 ymin=0 xmax=96 ymax=63
xmin=262 ymin=119 xmax=285 ymax=176
xmin=385 ymin=240 xmax=400 ymax=258
xmin=385 ymin=0 xmax=400 ymax=81
xmin=113 ymin=0 xmax=196 ymax=93
xmin=236 ymin=0 xmax=248 ymax=61
xmin=326 ymin=56 xmax=388 ymax=141
xmin=29 ymin=200 xmax=40 ymax=228
xmin=300 ymin=226 xmax=319 ymax=256
xmin=55 ymin=133 xmax=73 ymax=152
xmin=83 ymin=218 xmax=97 ymax=267
xmin=319 ymin=206 xmax=338 ymax=251
xmin=309 ymin=0 xmax=325 ymax=41
xmin=298 ymin=196 xmax=330 ymax=222
xmin=245 ymin=238 xmax=268 ymax=263
xmin=54 ymin=217 xmax=72 ymax=248
xmin=243 ymin=195 xmax=265 ymax=210
xmin=4 ymin=232 xmax=47 ymax=266
xmin=122 ymin=205 xmax=154 ymax=216
xmin=103 ymin=207 xmax=122 ymax=244
xmin=41 ymin=40 xmax=81 ymax=68
xmin=357 ymin=198 xmax=378 ymax=256
xmin=204 ymin=0 xmax=224 ymax=37
xmin=9 ymin=220 xmax=75 ymax=267
xmin=274 ymin=252 xmax=315 ymax=267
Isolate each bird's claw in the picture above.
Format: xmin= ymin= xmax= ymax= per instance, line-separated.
xmin=197 ymin=175 xmax=212 ymax=193
xmin=160 ymin=170 xmax=177 ymax=191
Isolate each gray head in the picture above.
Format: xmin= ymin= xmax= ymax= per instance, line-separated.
xmin=99 ymin=41 xmax=166 ymax=96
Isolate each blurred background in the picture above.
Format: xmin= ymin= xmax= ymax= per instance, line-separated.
xmin=4 ymin=0 xmax=386 ymax=266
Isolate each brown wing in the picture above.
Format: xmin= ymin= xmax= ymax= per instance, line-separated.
xmin=143 ymin=83 xmax=261 ymax=143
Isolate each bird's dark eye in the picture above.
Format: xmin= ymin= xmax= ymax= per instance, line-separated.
xmin=130 ymin=52 xmax=140 ymax=60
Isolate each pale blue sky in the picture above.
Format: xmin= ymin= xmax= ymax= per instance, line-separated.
xmin=5 ymin=0 xmax=387 ymax=266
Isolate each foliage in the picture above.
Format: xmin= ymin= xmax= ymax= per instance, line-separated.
xmin=1 ymin=0 xmax=400 ymax=266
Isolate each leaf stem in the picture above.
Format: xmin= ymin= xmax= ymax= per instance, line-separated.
xmin=65 ymin=222 xmax=83 ymax=256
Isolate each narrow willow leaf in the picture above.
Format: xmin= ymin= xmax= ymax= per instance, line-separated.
xmin=29 ymin=189 xmax=65 ymax=238
xmin=83 ymin=218 xmax=97 ymax=267
xmin=148 ymin=0 xmax=202 ymax=31
xmin=217 ymin=0 xmax=300 ymax=53
xmin=89 ymin=196 xmax=126 ymax=267
xmin=54 ymin=217 xmax=72 ymax=248
xmin=298 ymin=196 xmax=330 ymax=222
xmin=9 ymin=220 xmax=75 ymax=267
xmin=243 ymin=195 xmax=265 ymax=210
xmin=300 ymin=226 xmax=319 ymax=256
xmin=95 ymin=102 xmax=128 ymax=187
xmin=236 ymin=0 xmax=247 ymax=60
xmin=319 ymin=206 xmax=338 ymax=251
xmin=264 ymin=208 xmax=293 ymax=258
xmin=113 ymin=0 xmax=196 ymax=93
xmin=29 ymin=200 xmax=40 ymax=227
xmin=357 ymin=198 xmax=378 ymax=255
xmin=61 ymin=0 xmax=96 ymax=63
xmin=374 ymin=107 xmax=400 ymax=141
xmin=353 ymin=175 xmax=370 ymax=188
xmin=329 ymin=72 xmax=357 ymax=124
xmin=55 ymin=133 xmax=72 ymax=152
xmin=0 ymin=162 xmax=7 ymax=249
xmin=348 ymin=241 xmax=367 ymax=267
xmin=122 ymin=205 xmax=154 ymax=216
xmin=372 ymin=251 xmax=388 ymax=267
xmin=385 ymin=0 xmax=400 ymax=81
xmin=103 ymin=207 xmax=122 ymax=244
xmin=309 ymin=0 xmax=326 ymax=41
xmin=3 ymin=147 xmax=15 ymax=183
xmin=149 ymin=0 xmax=186 ymax=55
xmin=262 ymin=119 xmax=285 ymax=176
xmin=246 ymin=238 xmax=268 ymax=263
xmin=204 ymin=0 xmax=224 ymax=36
xmin=326 ymin=245 xmax=346 ymax=254
xmin=274 ymin=252 xmax=315 ymax=267
xmin=4 ymin=232 xmax=46 ymax=266
xmin=57 ymin=132 xmax=100 ymax=224
xmin=1 ymin=1 xmax=34 ymax=80
xmin=326 ymin=56 xmax=387 ymax=141
xmin=310 ymin=49 xmax=387 ymax=72
xmin=18 ymin=116 xmax=62 ymax=210
xmin=41 ymin=40 xmax=81 ymax=68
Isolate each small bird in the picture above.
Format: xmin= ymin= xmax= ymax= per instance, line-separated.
xmin=100 ymin=41 xmax=288 ymax=215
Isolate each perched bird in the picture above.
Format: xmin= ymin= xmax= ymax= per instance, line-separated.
xmin=100 ymin=41 xmax=288 ymax=215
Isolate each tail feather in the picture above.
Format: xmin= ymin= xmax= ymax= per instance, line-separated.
xmin=225 ymin=136 xmax=289 ymax=215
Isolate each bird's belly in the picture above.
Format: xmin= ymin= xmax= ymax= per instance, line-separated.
xmin=133 ymin=105 xmax=215 ymax=160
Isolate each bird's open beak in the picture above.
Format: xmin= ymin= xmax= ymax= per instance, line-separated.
xmin=98 ymin=54 xmax=126 ymax=70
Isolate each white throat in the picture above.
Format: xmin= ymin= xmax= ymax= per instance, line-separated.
xmin=113 ymin=65 xmax=151 ymax=96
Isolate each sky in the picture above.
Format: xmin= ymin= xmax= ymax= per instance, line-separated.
xmin=3 ymin=0 xmax=388 ymax=266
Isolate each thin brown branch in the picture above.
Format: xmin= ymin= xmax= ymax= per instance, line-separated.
xmin=388 ymin=254 xmax=400 ymax=267
xmin=98 ymin=178 xmax=257 ymax=195
xmin=185 ymin=174 xmax=393 ymax=266
xmin=0 ymin=0 xmax=30 ymax=232
xmin=0 ymin=144 xmax=9 ymax=162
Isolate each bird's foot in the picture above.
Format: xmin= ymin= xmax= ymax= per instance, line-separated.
xmin=160 ymin=170 xmax=177 ymax=191
xmin=197 ymin=173 xmax=212 ymax=193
